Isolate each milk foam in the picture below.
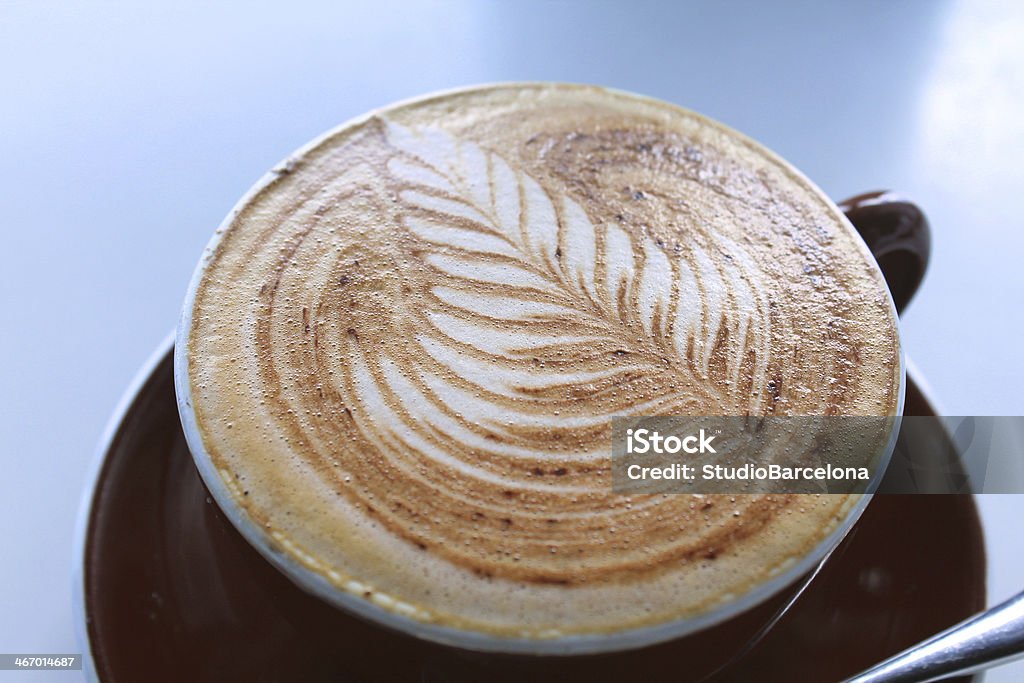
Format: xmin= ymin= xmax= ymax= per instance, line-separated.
xmin=185 ymin=84 xmax=901 ymax=637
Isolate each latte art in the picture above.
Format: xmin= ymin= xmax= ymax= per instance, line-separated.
xmin=183 ymin=84 xmax=901 ymax=638
xmin=383 ymin=120 xmax=768 ymax=420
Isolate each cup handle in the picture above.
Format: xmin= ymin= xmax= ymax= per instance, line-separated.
xmin=838 ymin=191 xmax=931 ymax=314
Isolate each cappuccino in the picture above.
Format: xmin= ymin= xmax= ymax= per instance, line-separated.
xmin=181 ymin=84 xmax=901 ymax=641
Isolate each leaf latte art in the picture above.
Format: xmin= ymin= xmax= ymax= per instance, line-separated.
xmin=184 ymin=84 xmax=901 ymax=639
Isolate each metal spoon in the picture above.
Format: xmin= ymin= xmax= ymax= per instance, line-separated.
xmin=844 ymin=589 xmax=1024 ymax=682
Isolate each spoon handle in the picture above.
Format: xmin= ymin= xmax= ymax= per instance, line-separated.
xmin=844 ymin=590 xmax=1024 ymax=682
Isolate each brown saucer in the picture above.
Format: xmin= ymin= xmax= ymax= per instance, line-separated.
xmin=77 ymin=342 xmax=985 ymax=682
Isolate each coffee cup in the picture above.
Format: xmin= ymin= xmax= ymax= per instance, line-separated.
xmin=173 ymin=83 xmax=929 ymax=658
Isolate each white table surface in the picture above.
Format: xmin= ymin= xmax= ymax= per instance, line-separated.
xmin=1 ymin=1 xmax=1022 ymax=680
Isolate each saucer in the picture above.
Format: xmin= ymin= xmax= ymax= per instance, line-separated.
xmin=74 ymin=338 xmax=984 ymax=682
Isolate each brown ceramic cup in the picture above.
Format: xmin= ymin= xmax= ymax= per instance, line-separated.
xmin=169 ymin=86 xmax=936 ymax=663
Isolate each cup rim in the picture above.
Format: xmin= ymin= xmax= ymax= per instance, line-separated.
xmin=172 ymin=81 xmax=907 ymax=656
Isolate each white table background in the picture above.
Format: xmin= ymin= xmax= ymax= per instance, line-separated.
xmin=1 ymin=1 xmax=1021 ymax=680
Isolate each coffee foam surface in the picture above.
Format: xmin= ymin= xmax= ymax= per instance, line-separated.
xmin=185 ymin=83 xmax=901 ymax=637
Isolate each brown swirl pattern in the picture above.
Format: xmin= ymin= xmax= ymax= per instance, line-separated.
xmin=186 ymin=84 xmax=901 ymax=635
